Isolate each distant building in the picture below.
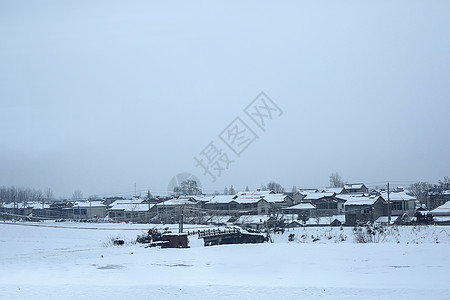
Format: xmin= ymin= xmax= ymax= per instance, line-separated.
xmin=344 ymin=195 xmax=388 ymax=226
xmin=301 ymin=192 xmax=346 ymax=216
xmin=108 ymin=199 xmax=155 ymax=223
xmin=342 ymin=183 xmax=369 ymax=194
xmin=380 ymin=191 xmax=416 ymax=216
xmin=66 ymin=201 xmax=107 ymax=219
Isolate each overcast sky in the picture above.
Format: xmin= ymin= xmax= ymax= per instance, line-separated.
xmin=1 ymin=1 xmax=449 ymax=198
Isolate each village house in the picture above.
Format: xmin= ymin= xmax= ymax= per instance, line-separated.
xmin=234 ymin=214 xmax=272 ymax=230
xmin=430 ymin=201 xmax=450 ymax=225
xmin=233 ymin=195 xmax=270 ymax=215
xmin=1 ymin=201 xmax=71 ymax=220
xmin=259 ymin=193 xmax=294 ymax=213
xmin=379 ymin=191 xmax=416 ymax=217
xmin=291 ymin=189 xmax=319 ymax=204
xmin=65 ymin=200 xmax=107 ymax=219
xmin=204 ymin=195 xmax=239 ymax=212
xmin=344 ymin=195 xmax=388 ymax=226
xmin=426 ymin=190 xmax=450 ymax=211
xmin=322 ymin=187 xmax=345 ymax=194
xmin=342 ymin=183 xmax=369 ymax=194
xmin=154 ymin=196 xmax=205 ymax=223
xmin=282 ymin=202 xmax=316 ymax=218
xmin=301 ymin=192 xmax=346 ymax=216
xmin=108 ymin=199 xmax=155 ymax=223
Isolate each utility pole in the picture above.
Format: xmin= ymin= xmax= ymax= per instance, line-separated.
xmin=147 ymin=190 xmax=151 ymax=223
xmin=179 ymin=205 xmax=184 ymax=233
xmin=147 ymin=190 xmax=151 ymax=210
xmin=387 ymin=182 xmax=391 ymax=226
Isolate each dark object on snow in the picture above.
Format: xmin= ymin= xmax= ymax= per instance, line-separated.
xmin=162 ymin=234 xmax=189 ymax=248
xmin=288 ymin=233 xmax=295 ymax=242
xmin=202 ymin=231 xmax=267 ymax=247
xmin=137 ymin=227 xmax=171 ymax=244
xmin=142 ymin=229 xmax=189 ymax=249
xmin=415 ymin=212 xmax=434 ymax=225
xmin=113 ymin=239 xmax=125 ymax=246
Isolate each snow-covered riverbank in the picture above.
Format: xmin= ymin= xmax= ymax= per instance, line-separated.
xmin=1 ymin=222 xmax=449 ymax=299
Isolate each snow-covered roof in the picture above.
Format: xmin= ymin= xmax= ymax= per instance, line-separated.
xmin=2 ymin=202 xmax=51 ymax=209
xmin=322 ymin=187 xmax=344 ymax=194
xmin=288 ymin=215 xmax=345 ymax=225
xmin=284 ymin=203 xmax=315 ymax=210
xmin=303 ymin=192 xmax=335 ymax=200
xmin=430 ymin=201 xmax=450 ymax=216
xmin=235 ymin=196 xmax=265 ymax=204
xmin=73 ymin=201 xmax=106 ymax=208
xmin=380 ymin=191 xmax=416 ymax=201
xmin=344 ymin=183 xmax=365 ymax=189
xmin=206 ymin=195 xmax=236 ymax=204
xmin=237 ymin=190 xmax=274 ymax=196
xmin=434 ymin=216 xmax=450 ymax=222
xmin=156 ymin=198 xmax=199 ymax=206
xmin=297 ymin=189 xmax=319 ymax=194
xmin=343 ymin=196 xmax=384 ymax=206
xmin=259 ymin=194 xmax=289 ymax=203
xmin=235 ymin=215 xmax=271 ymax=224
xmin=109 ymin=200 xmax=153 ymax=212
xmin=375 ymin=216 xmax=399 ymax=224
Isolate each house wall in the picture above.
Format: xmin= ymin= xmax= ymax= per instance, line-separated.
xmin=257 ymin=200 xmax=270 ymax=215
xmin=345 ymin=200 xmax=388 ymax=225
xmin=70 ymin=206 xmax=107 ymax=219
xmin=390 ymin=200 xmax=415 ymax=216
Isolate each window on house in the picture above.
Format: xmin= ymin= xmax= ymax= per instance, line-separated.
xmin=391 ymin=202 xmax=403 ymax=211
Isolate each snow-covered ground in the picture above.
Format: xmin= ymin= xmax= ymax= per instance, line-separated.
xmin=1 ymin=221 xmax=449 ymax=299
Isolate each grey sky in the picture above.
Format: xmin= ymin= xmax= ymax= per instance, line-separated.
xmin=1 ymin=1 xmax=449 ymax=198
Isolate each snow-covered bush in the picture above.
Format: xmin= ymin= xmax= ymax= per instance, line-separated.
xmin=103 ymin=235 xmax=125 ymax=247
xmin=353 ymin=224 xmax=388 ymax=243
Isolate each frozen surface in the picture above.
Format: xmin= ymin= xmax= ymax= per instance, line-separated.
xmin=1 ymin=222 xmax=449 ymax=299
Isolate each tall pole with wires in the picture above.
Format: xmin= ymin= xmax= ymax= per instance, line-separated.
xmin=387 ymin=182 xmax=391 ymax=226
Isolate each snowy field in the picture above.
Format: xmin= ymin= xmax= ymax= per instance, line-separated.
xmin=1 ymin=222 xmax=450 ymax=299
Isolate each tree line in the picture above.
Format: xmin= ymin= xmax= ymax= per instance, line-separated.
xmin=410 ymin=176 xmax=450 ymax=206
xmin=0 ymin=186 xmax=54 ymax=204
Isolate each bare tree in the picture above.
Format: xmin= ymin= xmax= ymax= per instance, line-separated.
xmin=291 ymin=185 xmax=298 ymax=193
xmin=409 ymin=182 xmax=431 ymax=206
xmin=72 ymin=190 xmax=83 ymax=201
xmin=88 ymin=195 xmax=100 ymax=201
xmin=438 ymin=176 xmax=450 ymax=190
xmin=267 ymin=181 xmax=285 ymax=193
xmin=44 ymin=188 xmax=54 ymax=202
xmin=329 ymin=172 xmax=344 ymax=188
xmin=224 ymin=186 xmax=229 ymax=195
